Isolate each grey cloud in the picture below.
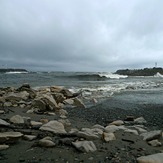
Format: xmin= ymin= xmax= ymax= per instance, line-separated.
xmin=0 ymin=0 xmax=163 ymax=71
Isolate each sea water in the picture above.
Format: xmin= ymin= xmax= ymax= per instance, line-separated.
xmin=0 ymin=71 xmax=163 ymax=102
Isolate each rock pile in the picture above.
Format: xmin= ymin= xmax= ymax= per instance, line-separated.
xmin=0 ymin=84 xmax=163 ymax=162
xmin=0 ymin=84 xmax=85 ymax=114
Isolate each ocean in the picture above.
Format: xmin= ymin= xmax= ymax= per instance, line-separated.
xmin=1 ymin=71 xmax=163 ymax=104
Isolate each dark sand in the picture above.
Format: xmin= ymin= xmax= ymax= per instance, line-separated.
xmin=0 ymin=89 xmax=163 ymax=163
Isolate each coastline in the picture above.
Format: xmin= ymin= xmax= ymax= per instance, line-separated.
xmin=0 ymin=85 xmax=163 ymax=162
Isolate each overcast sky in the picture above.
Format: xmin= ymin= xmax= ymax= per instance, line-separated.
xmin=0 ymin=0 xmax=163 ymax=72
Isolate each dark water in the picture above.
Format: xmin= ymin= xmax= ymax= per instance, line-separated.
xmin=0 ymin=72 xmax=163 ymax=102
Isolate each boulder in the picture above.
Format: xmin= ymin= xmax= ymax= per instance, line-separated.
xmin=73 ymin=97 xmax=86 ymax=108
xmin=72 ymin=141 xmax=97 ymax=152
xmin=40 ymin=120 xmax=67 ymax=134
xmin=23 ymin=135 xmax=37 ymax=141
xmin=0 ymin=119 xmax=10 ymax=126
xmin=134 ymin=117 xmax=147 ymax=124
xmin=110 ymin=120 xmax=124 ymax=126
xmin=50 ymin=86 xmax=63 ymax=93
xmin=42 ymin=94 xmax=59 ymax=110
xmin=76 ymin=128 xmax=100 ymax=140
xmin=39 ymin=137 xmax=55 ymax=147
xmin=105 ymin=125 xmax=126 ymax=133
xmin=52 ymin=93 xmax=65 ymax=103
xmin=148 ymin=139 xmax=162 ymax=147
xmin=60 ymin=89 xmax=74 ymax=98
xmin=133 ymin=126 xmax=147 ymax=134
xmin=5 ymin=91 xmax=29 ymax=102
xmin=140 ymin=130 xmax=162 ymax=141
xmin=102 ymin=132 xmax=116 ymax=142
xmin=0 ymin=132 xmax=23 ymax=143
xmin=32 ymin=98 xmax=47 ymax=111
xmin=0 ymin=144 xmax=9 ymax=151
xmin=137 ymin=153 xmax=163 ymax=163
xmin=10 ymin=115 xmax=24 ymax=124
xmin=92 ymin=124 xmax=105 ymax=130
xmin=4 ymin=102 xmax=12 ymax=107
xmin=16 ymin=84 xmax=36 ymax=98
xmin=30 ymin=121 xmax=43 ymax=126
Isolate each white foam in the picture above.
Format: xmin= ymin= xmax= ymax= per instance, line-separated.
xmin=5 ymin=71 xmax=28 ymax=74
xmin=98 ymin=73 xmax=128 ymax=79
xmin=154 ymin=72 xmax=163 ymax=78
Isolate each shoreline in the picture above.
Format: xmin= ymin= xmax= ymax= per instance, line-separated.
xmin=0 ymin=85 xmax=163 ymax=162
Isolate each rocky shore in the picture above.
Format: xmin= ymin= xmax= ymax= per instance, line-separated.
xmin=0 ymin=84 xmax=163 ymax=162
xmin=115 ymin=67 xmax=163 ymax=76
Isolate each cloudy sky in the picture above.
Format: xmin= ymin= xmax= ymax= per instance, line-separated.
xmin=0 ymin=0 xmax=163 ymax=72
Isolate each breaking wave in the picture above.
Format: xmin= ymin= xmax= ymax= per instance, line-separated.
xmin=68 ymin=72 xmax=128 ymax=80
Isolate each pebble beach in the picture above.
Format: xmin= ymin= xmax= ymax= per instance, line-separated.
xmin=0 ymin=84 xmax=163 ymax=163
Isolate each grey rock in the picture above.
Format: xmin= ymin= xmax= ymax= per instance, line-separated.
xmin=134 ymin=117 xmax=147 ymax=124
xmin=10 ymin=115 xmax=24 ymax=124
xmin=140 ymin=130 xmax=162 ymax=141
xmin=110 ymin=120 xmax=124 ymax=126
xmin=0 ymin=144 xmax=9 ymax=151
xmin=102 ymin=132 xmax=116 ymax=142
xmin=39 ymin=137 xmax=55 ymax=147
xmin=40 ymin=120 xmax=67 ymax=134
xmin=137 ymin=153 xmax=163 ymax=163
xmin=0 ymin=118 xmax=10 ymax=126
xmin=0 ymin=132 xmax=23 ymax=143
xmin=72 ymin=141 xmax=97 ymax=152
xmin=148 ymin=139 xmax=162 ymax=147
xmin=23 ymin=135 xmax=37 ymax=141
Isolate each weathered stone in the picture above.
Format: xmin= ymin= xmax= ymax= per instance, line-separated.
xmin=0 ymin=97 xmax=5 ymax=103
xmin=4 ymin=102 xmax=12 ymax=107
xmin=69 ymin=128 xmax=79 ymax=134
xmin=10 ymin=115 xmax=24 ymax=124
xmin=148 ymin=139 xmax=162 ymax=147
xmin=30 ymin=121 xmax=43 ymax=126
xmin=60 ymin=88 xmax=73 ymax=98
xmin=5 ymin=91 xmax=29 ymax=102
xmin=133 ymin=126 xmax=147 ymax=134
xmin=0 ymin=110 xmax=5 ymax=114
xmin=0 ymin=144 xmax=9 ymax=151
xmin=73 ymin=97 xmax=86 ymax=108
xmin=32 ymin=98 xmax=47 ymax=111
xmin=0 ymin=119 xmax=10 ymax=126
xmin=23 ymin=135 xmax=37 ymax=141
xmin=42 ymin=94 xmax=59 ymax=110
xmin=63 ymin=99 xmax=74 ymax=105
xmin=137 ymin=153 xmax=163 ymax=163
xmin=40 ymin=120 xmax=67 ymax=134
xmin=92 ymin=124 xmax=105 ymax=130
xmin=39 ymin=136 xmax=55 ymax=147
xmin=52 ymin=93 xmax=65 ymax=103
xmin=110 ymin=120 xmax=124 ymax=126
xmin=102 ymin=132 xmax=116 ymax=142
xmin=50 ymin=86 xmax=63 ymax=93
xmin=105 ymin=125 xmax=126 ymax=133
xmin=140 ymin=130 xmax=162 ymax=141
xmin=72 ymin=141 xmax=97 ymax=152
xmin=76 ymin=128 xmax=99 ymax=140
xmin=40 ymin=119 xmax=49 ymax=124
xmin=0 ymin=132 xmax=23 ymax=143
xmin=134 ymin=117 xmax=147 ymax=124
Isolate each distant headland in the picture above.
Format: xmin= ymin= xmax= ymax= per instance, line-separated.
xmin=115 ymin=67 xmax=163 ymax=76
xmin=0 ymin=68 xmax=28 ymax=73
